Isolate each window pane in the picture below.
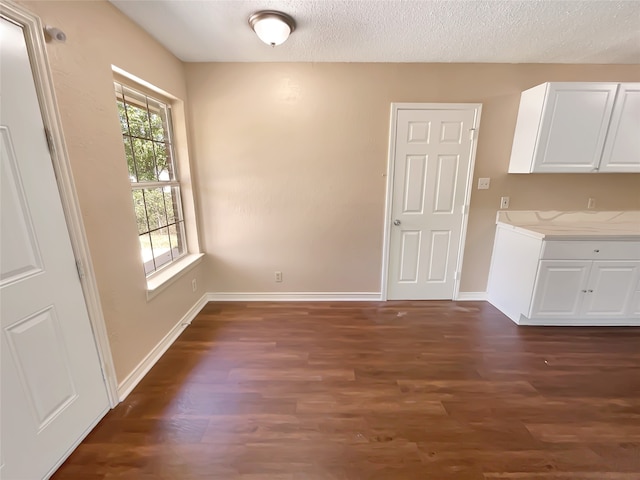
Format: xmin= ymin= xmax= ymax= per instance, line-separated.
xmin=124 ymin=138 xmax=137 ymax=182
xmin=117 ymin=100 xmax=128 ymax=134
xmin=138 ymin=233 xmax=154 ymax=275
xmin=168 ymin=223 xmax=185 ymax=257
xmin=150 ymin=227 xmax=172 ymax=270
xmin=149 ymin=111 xmax=166 ymax=142
xmin=154 ymin=142 xmax=171 ymax=180
xmin=124 ymin=101 xmax=151 ymax=139
xmin=132 ymin=189 xmax=149 ymax=234
xmin=164 ymin=188 xmax=177 ymax=224
xmin=143 ymin=188 xmax=168 ymax=230
xmin=131 ymin=138 xmax=158 ymax=181
xmin=116 ymin=82 xmax=187 ymax=277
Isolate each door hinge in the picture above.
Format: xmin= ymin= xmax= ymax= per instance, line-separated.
xmin=75 ymin=259 xmax=85 ymax=280
xmin=454 ymin=271 xmax=460 ymax=280
xmin=462 ymin=204 xmax=469 ymax=214
xmin=469 ymin=128 xmax=476 ymax=140
xmin=44 ymin=127 xmax=54 ymax=155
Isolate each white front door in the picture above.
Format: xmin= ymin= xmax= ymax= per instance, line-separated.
xmin=386 ymin=105 xmax=480 ymax=300
xmin=1 ymin=17 xmax=109 ymax=479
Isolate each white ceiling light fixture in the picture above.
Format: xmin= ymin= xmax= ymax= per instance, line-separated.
xmin=249 ymin=10 xmax=296 ymax=47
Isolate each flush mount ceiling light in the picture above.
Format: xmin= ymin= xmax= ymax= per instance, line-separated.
xmin=249 ymin=10 xmax=296 ymax=47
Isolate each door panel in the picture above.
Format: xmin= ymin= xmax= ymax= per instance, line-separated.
xmin=387 ymin=106 xmax=478 ymax=300
xmin=403 ymin=155 xmax=427 ymax=213
xmin=1 ymin=17 xmax=108 ymax=479
xmin=432 ymin=154 xmax=459 ymax=213
xmin=427 ymin=230 xmax=451 ymax=283
xmin=398 ymin=230 xmax=421 ymax=282
xmin=5 ymin=306 xmax=78 ymax=429
xmin=0 ymin=127 xmax=44 ymax=284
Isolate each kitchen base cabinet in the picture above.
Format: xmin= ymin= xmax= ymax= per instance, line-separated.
xmin=487 ymin=225 xmax=640 ymax=326
xmin=530 ymin=260 xmax=640 ymax=319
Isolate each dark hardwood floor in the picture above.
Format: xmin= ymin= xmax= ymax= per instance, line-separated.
xmin=53 ymin=301 xmax=640 ymax=479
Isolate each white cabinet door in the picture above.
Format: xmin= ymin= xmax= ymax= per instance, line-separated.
xmin=600 ymin=83 xmax=640 ymax=172
xmin=533 ymin=83 xmax=618 ymax=172
xmin=530 ymin=261 xmax=591 ymax=317
xmin=581 ymin=261 xmax=640 ymax=317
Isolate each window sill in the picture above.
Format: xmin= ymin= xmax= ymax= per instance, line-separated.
xmin=146 ymin=253 xmax=204 ymax=301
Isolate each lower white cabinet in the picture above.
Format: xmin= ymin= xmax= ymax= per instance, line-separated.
xmin=531 ymin=260 xmax=640 ymax=319
xmin=487 ymin=224 xmax=640 ymax=325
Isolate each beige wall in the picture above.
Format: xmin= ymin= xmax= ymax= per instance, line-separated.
xmin=21 ymin=1 xmax=205 ymax=383
xmin=14 ymin=0 xmax=640 ymax=383
xmin=186 ymin=63 xmax=640 ymax=294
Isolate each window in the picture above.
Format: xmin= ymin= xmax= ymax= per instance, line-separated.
xmin=115 ymin=82 xmax=187 ymax=276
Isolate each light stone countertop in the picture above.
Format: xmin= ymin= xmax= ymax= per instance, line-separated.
xmin=495 ymin=210 xmax=640 ymax=240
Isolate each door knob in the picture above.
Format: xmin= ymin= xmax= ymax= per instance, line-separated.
xmin=393 ymin=219 xmax=401 ymax=226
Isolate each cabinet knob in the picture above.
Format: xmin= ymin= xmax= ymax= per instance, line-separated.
xmin=581 ymin=290 xmax=587 ymax=293
xmin=593 ymin=249 xmax=600 ymax=253
xmin=587 ymin=289 xmax=594 ymax=293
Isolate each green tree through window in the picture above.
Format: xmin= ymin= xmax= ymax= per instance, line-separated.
xmin=115 ymin=82 xmax=186 ymax=275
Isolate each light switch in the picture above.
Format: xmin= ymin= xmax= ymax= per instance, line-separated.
xmin=477 ymin=178 xmax=490 ymax=190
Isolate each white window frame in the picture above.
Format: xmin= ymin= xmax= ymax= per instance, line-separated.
xmin=113 ymin=71 xmax=203 ymax=299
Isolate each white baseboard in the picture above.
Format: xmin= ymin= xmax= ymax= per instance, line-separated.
xmin=207 ymin=292 xmax=383 ymax=302
xmin=455 ymin=292 xmax=487 ymax=301
xmin=517 ymin=315 xmax=640 ymax=327
xmin=116 ymin=293 xmax=209 ymax=401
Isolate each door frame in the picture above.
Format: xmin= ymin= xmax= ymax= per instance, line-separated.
xmin=381 ymin=103 xmax=482 ymax=301
xmin=1 ymin=0 xmax=118 ymax=406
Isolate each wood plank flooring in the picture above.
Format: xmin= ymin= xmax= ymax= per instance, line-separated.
xmin=52 ymin=301 xmax=640 ymax=479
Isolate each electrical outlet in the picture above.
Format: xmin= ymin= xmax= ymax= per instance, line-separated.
xmin=191 ymin=278 xmax=197 ymax=292
xmin=275 ymin=271 xmax=283 ymax=283
xmin=477 ymin=178 xmax=491 ymax=190
xmin=500 ymin=196 xmax=510 ymax=209
xmin=588 ymin=197 xmax=596 ymax=209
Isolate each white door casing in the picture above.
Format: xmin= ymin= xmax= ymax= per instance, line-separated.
xmin=383 ymin=104 xmax=481 ymax=300
xmin=1 ymin=4 xmax=115 ymax=478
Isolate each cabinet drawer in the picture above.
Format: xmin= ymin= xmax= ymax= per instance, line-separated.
xmin=541 ymin=241 xmax=640 ymax=260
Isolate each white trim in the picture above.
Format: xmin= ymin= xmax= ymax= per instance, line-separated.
xmin=516 ymin=315 xmax=640 ymax=327
xmin=146 ymin=253 xmax=204 ymax=300
xmin=455 ymin=292 xmax=487 ymax=301
xmin=116 ymin=293 xmax=209 ymax=401
xmin=381 ymin=102 xmax=482 ymax=301
xmin=207 ymin=292 xmax=382 ymax=302
xmin=380 ymin=105 xmax=398 ymax=301
xmin=1 ymin=1 xmax=119 ymax=405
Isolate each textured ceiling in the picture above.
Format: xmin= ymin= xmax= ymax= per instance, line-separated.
xmin=109 ymin=0 xmax=640 ymax=64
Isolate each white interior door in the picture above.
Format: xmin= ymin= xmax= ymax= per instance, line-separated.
xmin=386 ymin=105 xmax=480 ymax=300
xmin=1 ymin=17 xmax=109 ymax=479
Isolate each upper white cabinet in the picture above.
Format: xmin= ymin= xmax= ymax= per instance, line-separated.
xmin=601 ymin=83 xmax=640 ymax=172
xmin=508 ymin=82 xmax=640 ymax=173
